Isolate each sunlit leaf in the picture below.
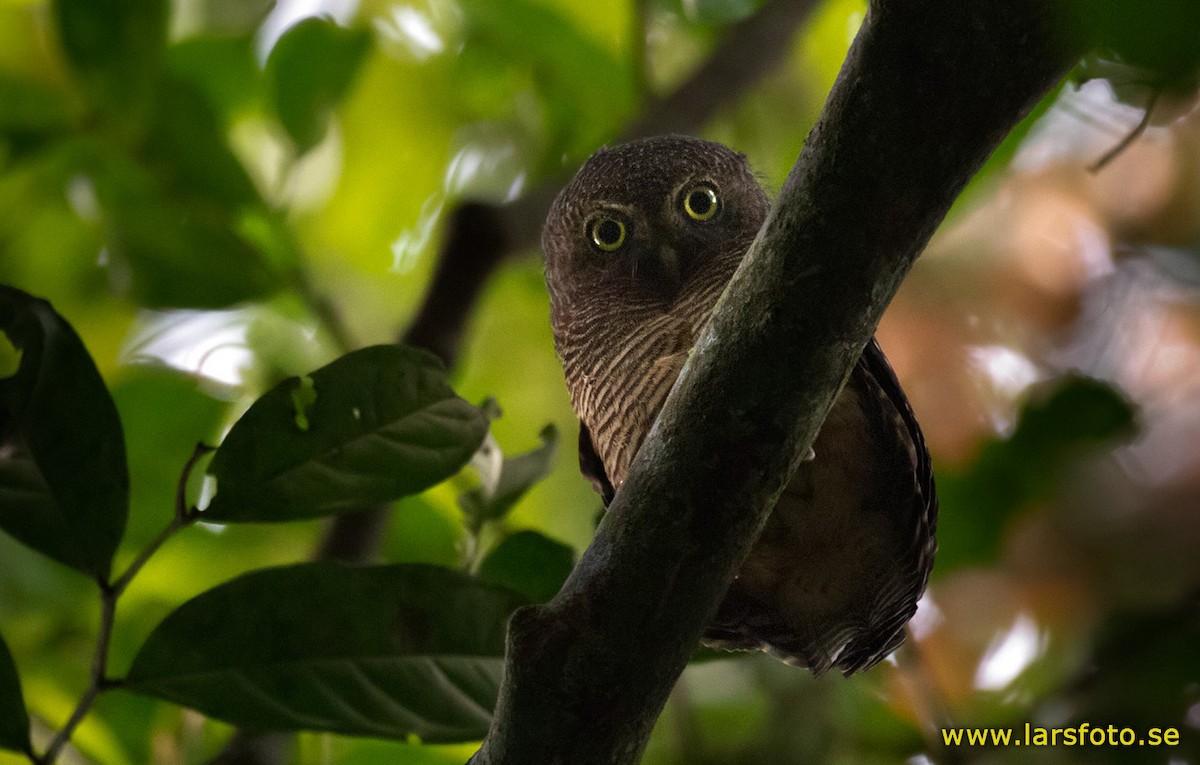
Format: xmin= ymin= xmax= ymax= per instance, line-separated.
xmin=205 ymin=345 xmax=488 ymax=521
xmin=456 ymin=0 xmax=633 ymax=159
xmin=935 ymin=374 xmax=1137 ymax=572
xmin=265 ymin=16 xmax=371 ymax=154
xmin=110 ymin=366 xmax=228 ymax=543
xmin=682 ymin=0 xmax=765 ymax=25
xmin=126 ymin=562 xmax=525 ymax=741
xmin=477 ymin=530 xmax=574 ymax=603
xmin=0 ymin=632 xmax=31 ymax=755
xmin=459 ymin=424 xmax=558 ymax=529
xmin=0 ymin=286 xmax=128 ymax=578
xmin=190 ymin=0 xmax=276 ymax=35
xmin=53 ymin=0 xmax=168 ymax=112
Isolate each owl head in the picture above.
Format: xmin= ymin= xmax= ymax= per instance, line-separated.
xmin=543 ymin=135 xmax=769 ymax=321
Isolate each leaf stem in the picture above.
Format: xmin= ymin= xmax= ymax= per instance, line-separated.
xmin=33 ymin=442 xmax=213 ymax=764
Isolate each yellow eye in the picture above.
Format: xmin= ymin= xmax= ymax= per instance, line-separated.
xmin=683 ymin=184 xmax=719 ymax=221
xmin=589 ymin=217 xmax=627 ymax=251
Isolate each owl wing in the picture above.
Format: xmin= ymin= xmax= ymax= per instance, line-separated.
xmin=704 ymin=337 xmax=937 ymax=675
xmin=861 ymin=336 xmax=938 ymax=540
xmin=578 ymin=422 xmax=616 ymax=506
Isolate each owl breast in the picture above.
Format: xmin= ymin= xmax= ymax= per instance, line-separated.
xmin=556 ymin=283 xmax=721 ymax=490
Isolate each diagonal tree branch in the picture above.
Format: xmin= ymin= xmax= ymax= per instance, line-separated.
xmin=470 ymin=1 xmax=1083 ymax=763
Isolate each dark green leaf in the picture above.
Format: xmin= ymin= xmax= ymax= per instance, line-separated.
xmin=1069 ymin=599 xmax=1200 ymax=763
xmin=0 ymin=632 xmax=31 ymax=754
xmin=265 ymin=17 xmax=371 ymax=154
xmin=103 ymin=194 xmax=280 ymax=308
xmin=1064 ymin=0 xmax=1200 ymax=92
xmin=0 ymin=77 xmax=73 ymax=133
xmin=0 ymin=286 xmax=128 ymax=578
xmin=205 ymin=345 xmax=488 ymax=521
xmin=459 ymin=424 xmax=557 ymax=528
xmin=54 ymin=0 xmax=168 ymax=112
xmin=935 ymin=374 xmax=1137 ymax=572
xmin=477 ymin=530 xmax=574 ymax=603
xmin=126 ymin=562 xmax=525 ymax=741
xmin=143 ymin=77 xmax=261 ymax=210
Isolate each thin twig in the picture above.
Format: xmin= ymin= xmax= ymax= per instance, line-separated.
xmin=35 ymin=585 xmax=117 ymax=765
xmin=110 ymin=442 xmax=212 ymax=597
xmin=1089 ymin=87 xmax=1161 ymax=172
xmin=34 ymin=442 xmax=213 ymax=765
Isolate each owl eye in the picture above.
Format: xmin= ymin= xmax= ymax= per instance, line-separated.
xmin=589 ymin=216 xmax=627 ymax=251
xmin=682 ymin=184 xmax=719 ymax=221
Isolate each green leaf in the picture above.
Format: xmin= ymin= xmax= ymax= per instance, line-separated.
xmin=168 ymin=34 xmax=262 ymax=118
xmin=81 ymin=77 xmax=282 ymax=308
xmin=110 ymin=366 xmax=228 ymax=542
xmin=0 ymin=77 xmax=73 ymax=133
xmin=190 ymin=0 xmax=277 ymax=35
xmin=477 ymin=530 xmax=574 ymax=603
xmin=1065 ymin=0 xmax=1200 ymax=92
xmin=102 ymin=193 xmax=280 ymax=308
xmin=54 ymin=0 xmax=168 ymax=112
xmin=682 ymin=0 xmax=764 ymax=25
xmin=142 ymin=77 xmax=261 ymax=211
xmin=0 ymin=632 xmax=31 ymax=755
xmin=204 ymin=345 xmax=488 ymax=521
xmin=126 ymin=562 xmax=525 ymax=741
xmin=1076 ymin=599 xmax=1200 ymax=754
xmin=935 ymin=374 xmax=1138 ymax=572
xmin=459 ymin=424 xmax=558 ymax=529
xmin=265 ymin=16 xmax=371 ymax=154
xmin=0 ymin=286 xmax=128 ymax=578
xmin=455 ymin=0 xmax=633 ymax=155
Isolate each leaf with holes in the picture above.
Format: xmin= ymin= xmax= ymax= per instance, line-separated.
xmin=204 ymin=345 xmax=488 ymax=521
xmin=125 ymin=562 xmax=524 ymax=741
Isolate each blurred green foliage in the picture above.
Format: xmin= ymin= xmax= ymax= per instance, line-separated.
xmin=1 ymin=0 xmax=1198 ymax=763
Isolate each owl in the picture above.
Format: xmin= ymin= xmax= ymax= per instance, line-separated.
xmin=542 ymin=135 xmax=937 ymax=675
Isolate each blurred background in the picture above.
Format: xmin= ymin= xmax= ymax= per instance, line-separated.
xmin=1 ymin=0 xmax=1199 ymax=763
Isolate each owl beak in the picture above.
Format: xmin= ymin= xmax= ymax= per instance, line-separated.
xmin=655 ymin=245 xmax=682 ymax=295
